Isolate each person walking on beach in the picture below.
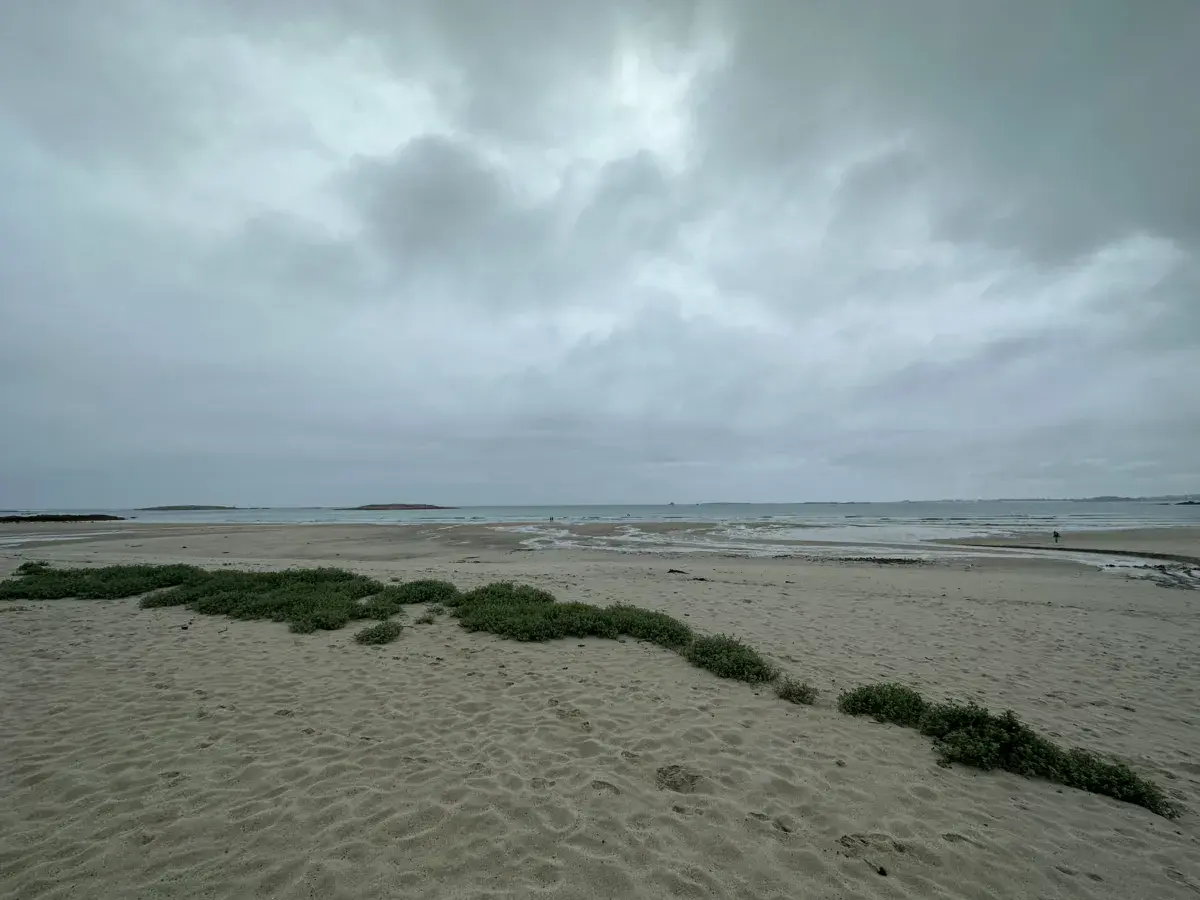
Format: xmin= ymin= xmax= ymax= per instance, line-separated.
xmin=1053 ymin=530 xmax=1060 ymax=544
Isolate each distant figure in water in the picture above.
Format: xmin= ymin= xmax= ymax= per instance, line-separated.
xmin=1053 ymin=530 xmax=1061 ymax=544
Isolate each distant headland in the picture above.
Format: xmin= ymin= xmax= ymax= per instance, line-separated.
xmin=1 ymin=514 xmax=127 ymax=523
xmin=342 ymin=504 xmax=457 ymax=511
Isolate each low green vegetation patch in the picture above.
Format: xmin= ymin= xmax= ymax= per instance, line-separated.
xmin=605 ymin=603 xmax=694 ymax=650
xmin=837 ymin=682 xmax=928 ymax=727
xmin=776 ymin=677 xmax=818 ymax=705
xmin=372 ymin=579 xmax=460 ymax=606
xmin=447 ymin=583 xmax=774 ymax=683
xmin=448 ymin=581 xmax=556 ymax=608
xmin=839 ymin=682 xmax=1177 ymax=818
xmin=1 ymin=562 xmax=206 ymax=601
xmin=354 ymin=620 xmax=403 ymax=644
xmin=1 ymin=563 xmax=411 ymax=634
xmin=140 ymin=567 xmax=391 ymax=633
xmin=685 ymin=634 xmax=777 ymax=683
xmin=448 ymin=582 xmax=704 ymax=662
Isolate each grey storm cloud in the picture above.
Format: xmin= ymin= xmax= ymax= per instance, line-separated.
xmin=1 ymin=0 xmax=1198 ymax=507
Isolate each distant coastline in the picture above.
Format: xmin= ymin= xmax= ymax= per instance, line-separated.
xmin=342 ymin=504 xmax=457 ymax=511
xmin=138 ymin=505 xmax=240 ymax=511
xmin=1 ymin=514 xmax=126 ymax=523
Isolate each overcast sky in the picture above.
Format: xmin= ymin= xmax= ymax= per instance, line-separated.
xmin=2 ymin=1 xmax=1198 ymax=507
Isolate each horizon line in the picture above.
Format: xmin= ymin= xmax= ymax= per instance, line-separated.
xmin=5 ymin=495 xmax=1198 ymax=512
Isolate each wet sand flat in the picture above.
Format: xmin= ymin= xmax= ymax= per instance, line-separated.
xmin=944 ymin=527 xmax=1200 ymax=562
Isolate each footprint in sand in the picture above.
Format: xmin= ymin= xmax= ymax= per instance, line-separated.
xmin=655 ymin=764 xmax=702 ymax=793
xmin=748 ymin=812 xmax=793 ymax=833
xmin=838 ymin=833 xmax=909 ymax=857
xmin=552 ymin=703 xmax=593 ymax=732
xmin=942 ymin=832 xmax=982 ymax=847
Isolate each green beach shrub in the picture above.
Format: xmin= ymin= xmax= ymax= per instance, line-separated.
xmin=354 ymin=620 xmax=403 ymax=644
xmin=685 ymin=634 xmax=778 ymax=683
xmin=0 ymin=563 xmax=391 ymax=633
xmin=148 ymin=568 xmax=386 ymax=633
xmin=372 ymin=579 xmax=460 ymax=606
xmin=837 ymin=682 xmax=928 ymax=727
xmin=0 ymin=563 xmax=206 ymax=601
xmin=451 ymin=581 xmax=557 ymax=608
xmin=605 ymin=603 xmax=695 ymax=650
xmin=449 ymin=583 xmax=697 ymax=652
xmin=456 ymin=597 xmax=608 ymax=641
xmin=776 ymin=677 xmax=818 ymax=705
xmin=15 ymin=560 xmax=52 ymax=576
xmin=917 ymin=701 xmax=1176 ymax=817
xmin=838 ymin=681 xmax=1178 ymax=818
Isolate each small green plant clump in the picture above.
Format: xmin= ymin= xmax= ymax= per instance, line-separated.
xmin=1 ymin=562 xmax=207 ymax=601
xmin=775 ymin=677 xmax=818 ymax=705
xmin=141 ymin=567 xmax=389 ymax=634
xmin=414 ymin=613 xmax=436 ymax=625
xmin=15 ymin=561 xmax=52 ymax=575
xmin=448 ymin=582 xmax=698 ymax=650
xmin=372 ymin=579 xmax=459 ymax=606
xmin=0 ymin=565 xmax=479 ymax=634
xmin=837 ymin=682 xmax=928 ymax=727
xmin=448 ymin=582 xmax=785 ymax=684
xmin=2 ymin=563 xmax=395 ymax=634
xmin=605 ymin=603 xmax=694 ymax=650
xmin=917 ymin=702 xmax=1176 ymax=817
xmin=838 ymin=682 xmax=1177 ymax=818
xmin=448 ymin=583 xmax=692 ymax=644
xmin=685 ymin=634 xmax=778 ymax=683
xmin=447 ymin=582 xmax=556 ymax=609
xmin=354 ymin=620 xmax=403 ymax=644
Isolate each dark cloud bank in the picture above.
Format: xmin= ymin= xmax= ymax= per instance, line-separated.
xmin=2 ymin=1 xmax=1197 ymax=507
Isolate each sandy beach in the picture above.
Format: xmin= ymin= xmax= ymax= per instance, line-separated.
xmin=2 ymin=524 xmax=1198 ymax=899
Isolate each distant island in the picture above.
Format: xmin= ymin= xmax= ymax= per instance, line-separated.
xmin=1178 ymin=500 xmax=1199 ymax=506
xmin=138 ymin=505 xmax=240 ymax=511
xmin=343 ymin=504 xmax=457 ymax=511
xmin=1 ymin=514 xmax=126 ymax=523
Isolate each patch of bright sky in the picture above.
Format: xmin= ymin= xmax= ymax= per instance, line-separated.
xmin=112 ymin=31 xmax=452 ymax=236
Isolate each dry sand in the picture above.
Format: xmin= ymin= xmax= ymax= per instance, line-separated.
xmin=2 ymin=524 xmax=1199 ymax=899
